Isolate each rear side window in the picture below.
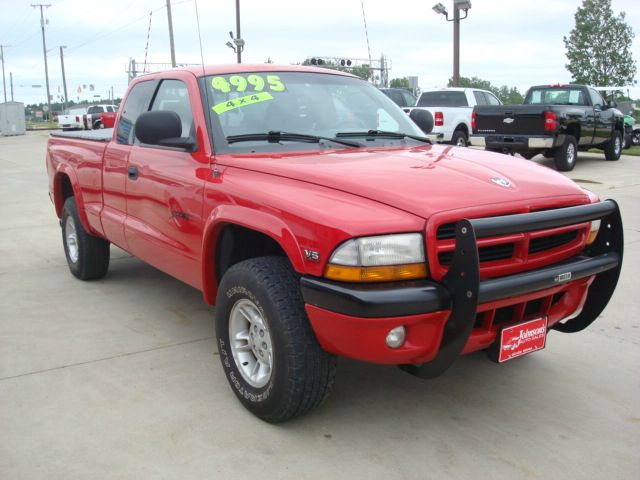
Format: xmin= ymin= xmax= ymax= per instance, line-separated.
xmin=106 ymin=106 xmax=115 ymax=112
xmin=485 ymin=92 xmax=501 ymax=105
xmin=87 ymin=106 xmax=102 ymax=114
xmin=473 ymin=91 xmax=487 ymax=105
xmin=417 ymin=91 xmax=468 ymax=107
xmin=116 ymin=81 xmax=155 ymax=145
xmin=401 ymin=91 xmax=416 ymax=107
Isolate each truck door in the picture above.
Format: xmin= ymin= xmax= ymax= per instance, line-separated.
xmin=124 ymin=78 xmax=206 ymax=289
xmin=588 ymin=88 xmax=610 ymax=144
xmin=102 ymin=80 xmax=156 ymax=250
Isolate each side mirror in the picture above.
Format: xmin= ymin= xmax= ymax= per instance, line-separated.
xmin=135 ymin=110 xmax=196 ymax=151
xmin=607 ymin=99 xmax=618 ymax=109
xmin=409 ymin=108 xmax=434 ymax=134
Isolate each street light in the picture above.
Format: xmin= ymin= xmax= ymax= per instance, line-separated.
xmin=433 ymin=0 xmax=472 ymax=87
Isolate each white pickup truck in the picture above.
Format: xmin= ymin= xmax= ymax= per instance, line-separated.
xmin=407 ymin=88 xmax=502 ymax=146
xmin=57 ymin=108 xmax=88 ymax=131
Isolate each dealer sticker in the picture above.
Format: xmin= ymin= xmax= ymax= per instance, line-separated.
xmin=498 ymin=316 xmax=548 ymax=363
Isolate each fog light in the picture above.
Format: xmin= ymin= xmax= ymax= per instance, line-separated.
xmin=386 ymin=326 xmax=406 ymax=349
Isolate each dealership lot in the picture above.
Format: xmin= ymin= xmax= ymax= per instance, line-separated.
xmin=1 ymin=131 xmax=638 ymax=479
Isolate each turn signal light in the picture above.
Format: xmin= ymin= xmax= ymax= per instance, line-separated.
xmin=325 ymin=263 xmax=427 ymax=283
xmin=586 ymin=219 xmax=601 ymax=245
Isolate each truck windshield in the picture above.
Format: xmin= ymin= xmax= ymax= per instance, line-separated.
xmin=204 ymin=71 xmax=424 ymax=153
xmin=524 ymin=88 xmax=587 ymax=106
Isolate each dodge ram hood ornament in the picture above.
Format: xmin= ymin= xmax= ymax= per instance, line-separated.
xmin=491 ymin=177 xmax=512 ymax=187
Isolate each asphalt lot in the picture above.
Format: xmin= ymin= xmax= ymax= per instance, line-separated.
xmin=1 ymin=131 xmax=639 ymax=479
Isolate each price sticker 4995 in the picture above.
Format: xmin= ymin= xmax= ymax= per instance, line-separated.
xmin=211 ymin=74 xmax=286 ymax=93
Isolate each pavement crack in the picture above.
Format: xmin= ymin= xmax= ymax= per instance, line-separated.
xmin=0 ymin=336 xmax=215 ymax=382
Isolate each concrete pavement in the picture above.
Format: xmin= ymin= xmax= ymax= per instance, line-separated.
xmin=1 ymin=131 xmax=638 ymax=479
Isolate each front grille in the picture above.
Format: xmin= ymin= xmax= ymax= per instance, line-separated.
xmin=436 ymin=223 xmax=456 ymax=240
xmin=439 ymin=242 xmax=515 ymax=266
xmin=529 ymin=230 xmax=578 ymax=254
xmin=430 ymin=205 xmax=589 ymax=279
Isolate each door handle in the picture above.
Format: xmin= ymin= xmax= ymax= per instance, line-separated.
xmin=128 ymin=165 xmax=139 ymax=180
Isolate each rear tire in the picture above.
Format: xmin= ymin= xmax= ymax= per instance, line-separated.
xmin=554 ymin=135 xmax=577 ymax=171
xmin=604 ymin=131 xmax=622 ymax=161
xmin=451 ymin=130 xmax=468 ymax=147
xmin=215 ymin=257 xmax=336 ymax=423
xmin=61 ymin=197 xmax=110 ymax=280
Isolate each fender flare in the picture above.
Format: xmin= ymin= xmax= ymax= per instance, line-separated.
xmin=201 ymin=204 xmax=306 ymax=305
xmin=52 ymin=165 xmax=92 ymax=234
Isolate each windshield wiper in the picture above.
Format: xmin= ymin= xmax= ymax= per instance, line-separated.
xmin=335 ymin=129 xmax=431 ymax=144
xmin=226 ymin=131 xmax=362 ymax=148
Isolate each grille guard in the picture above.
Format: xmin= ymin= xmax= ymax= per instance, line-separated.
xmin=401 ymin=199 xmax=623 ymax=379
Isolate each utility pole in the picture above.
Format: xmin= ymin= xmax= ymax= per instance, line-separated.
xmin=59 ymin=46 xmax=68 ymax=113
xmin=235 ymin=0 xmax=242 ymax=64
xmin=166 ymin=0 xmax=176 ymax=67
xmin=10 ymin=72 xmax=14 ymax=101
xmin=0 ymin=45 xmax=8 ymax=103
xmin=452 ymin=7 xmax=460 ymax=87
xmin=32 ymin=3 xmax=52 ymax=120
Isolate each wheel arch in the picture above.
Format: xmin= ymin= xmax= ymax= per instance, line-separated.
xmin=565 ymin=122 xmax=581 ymax=143
xmin=201 ymin=205 xmax=306 ymax=305
xmin=453 ymin=123 xmax=469 ymax=135
xmin=52 ymin=168 xmax=92 ymax=232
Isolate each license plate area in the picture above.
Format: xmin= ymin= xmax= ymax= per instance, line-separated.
xmin=496 ymin=316 xmax=548 ymax=363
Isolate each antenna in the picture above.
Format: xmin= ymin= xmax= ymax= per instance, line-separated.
xmin=143 ymin=11 xmax=153 ymax=73
xmin=194 ymin=0 xmax=213 ymax=158
xmin=360 ymin=0 xmax=373 ymax=70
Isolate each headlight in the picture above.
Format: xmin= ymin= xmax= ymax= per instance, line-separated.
xmin=586 ymin=219 xmax=601 ymax=245
xmin=325 ymin=233 xmax=427 ymax=282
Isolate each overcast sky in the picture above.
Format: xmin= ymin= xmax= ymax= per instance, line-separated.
xmin=1 ymin=0 xmax=638 ymax=107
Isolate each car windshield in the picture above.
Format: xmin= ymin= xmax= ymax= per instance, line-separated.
xmin=204 ymin=71 xmax=424 ymax=153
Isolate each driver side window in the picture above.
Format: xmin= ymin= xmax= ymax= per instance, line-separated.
xmin=150 ymin=79 xmax=194 ymax=137
xmin=588 ymin=88 xmax=604 ymax=109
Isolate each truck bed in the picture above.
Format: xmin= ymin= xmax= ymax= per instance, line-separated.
xmin=50 ymin=128 xmax=113 ymax=142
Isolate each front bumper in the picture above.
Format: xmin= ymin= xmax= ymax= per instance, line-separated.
xmin=301 ymin=200 xmax=623 ymax=377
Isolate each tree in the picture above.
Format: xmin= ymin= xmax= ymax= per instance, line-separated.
xmin=390 ymin=77 xmax=411 ymax=89
xmin=564 ymin=0 xmax=637 ymax=86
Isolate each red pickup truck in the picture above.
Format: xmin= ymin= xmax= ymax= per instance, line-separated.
xmin=46 ymin=65 xmax=623 ymax=422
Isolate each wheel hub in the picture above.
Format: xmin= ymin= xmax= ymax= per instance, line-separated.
xmin=65 ymin=216 xmax=79 ymax=263
xmin=229 ymin=298 xmax=273 ymax=388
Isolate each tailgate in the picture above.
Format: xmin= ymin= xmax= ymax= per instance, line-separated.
xmin=474 ymin=105 xmax=549 ymax=135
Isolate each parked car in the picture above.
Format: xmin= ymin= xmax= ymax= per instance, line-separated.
xmin=46 ymin=65 xmax=623 ymax=422
xmin=409 ymin=87 xmax=502 ymax=147
xmin=471 ymin=84 xmax=624 ymax=171
xmin=57 ymin=108 xmax=87 ymax=131
xmin=380 ymin=88 xmax=417 ymax=108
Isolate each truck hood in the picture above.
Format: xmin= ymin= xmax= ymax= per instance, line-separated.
xmin=222 ymin=144 xmax=589 ymax=218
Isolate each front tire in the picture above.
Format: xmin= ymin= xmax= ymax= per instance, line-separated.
xmin=215 ymin=257 xmax=336 ymax=423
xmin=604 ymin=131 xmax=622 ymax=161
xmin=61 ymin=197 xmax=110 ymax=280
xmin=554 ymin=135 xmax=577 ymax=171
